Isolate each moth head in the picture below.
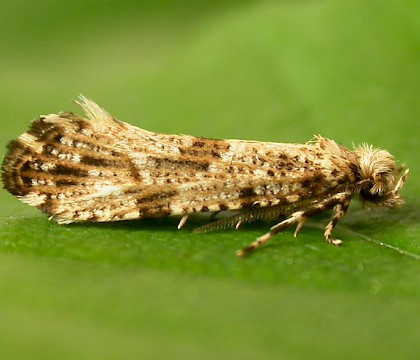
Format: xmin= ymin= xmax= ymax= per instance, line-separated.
xmin=354 ymin=144 xmax=409 ymax=208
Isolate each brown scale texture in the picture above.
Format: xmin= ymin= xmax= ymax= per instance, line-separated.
xmin=2 ymin=97 xmax=406 ymax=235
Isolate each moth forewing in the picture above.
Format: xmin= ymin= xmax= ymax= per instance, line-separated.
xmin=1 ymin=96 xmax=409 ymax=256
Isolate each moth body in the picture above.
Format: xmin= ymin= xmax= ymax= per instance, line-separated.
xmin=1 ymin=96 xmax=408 ymax=256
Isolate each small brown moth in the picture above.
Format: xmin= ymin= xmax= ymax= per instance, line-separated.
xmin=2 ymin=96 xmax=409 ymax=256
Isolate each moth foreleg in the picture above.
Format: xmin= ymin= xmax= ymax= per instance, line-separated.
xmin=324 ymin=199 xmax=350 ymax=246
xmin=236 ymin=192 xmax=352 ymax=257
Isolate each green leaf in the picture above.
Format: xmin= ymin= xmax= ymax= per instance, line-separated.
xmin=1 ymin=1 xmax=419 ymax=359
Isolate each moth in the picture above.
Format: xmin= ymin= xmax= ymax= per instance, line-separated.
xmin=1 ymin=96 xmax=409 ymax=256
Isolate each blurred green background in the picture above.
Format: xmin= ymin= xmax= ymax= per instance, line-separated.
xmin=0 ymin=1 xmax=419 ymax=359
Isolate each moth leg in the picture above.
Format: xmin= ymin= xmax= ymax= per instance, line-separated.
xmin=324 ymin=199 xmax=350 ymax=246
xmin=236 ymin=192 xmax=351 ymax=257
xmin=236 ymin=211 xmax=306 ymax=257
xmin=235 ymin=219 xmax=242 ymax=230
xmin=293 ymin=216 xmax=306 ymax=237
xmin=177 ymin=215 xmax=189 ymax=229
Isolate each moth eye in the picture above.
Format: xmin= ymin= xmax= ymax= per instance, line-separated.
xmin=360 ymin=184 xmax=381 ymax=201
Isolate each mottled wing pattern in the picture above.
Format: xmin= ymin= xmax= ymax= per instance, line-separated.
xmin=2 ymin=104 xmax=144 ymax=223
xmin=2 ymin=97 xmax=357 ymax=225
